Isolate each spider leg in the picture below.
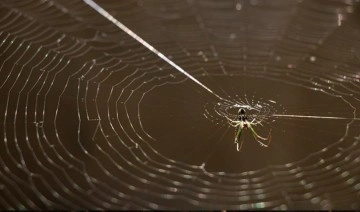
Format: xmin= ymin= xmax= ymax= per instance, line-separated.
xmin=235 ymin=126 xmax=244 ymax=151
xmin=229 ymin=121 xmax=240 ymax=127
xmin=230 ymin=121 xmax=240 ymax=127
xmin=234 ymin=125 xmax=243 ymax=144
xmin=236 ymin=137 xmax=244 ymax=152
xmin=227 ymin=118 xmax=240 ymax=127
xmin=249 ymin=125 xmax=272 ymax=147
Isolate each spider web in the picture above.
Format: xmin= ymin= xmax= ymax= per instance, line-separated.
xmin=1 ymin=0 xmax=360 ymax=210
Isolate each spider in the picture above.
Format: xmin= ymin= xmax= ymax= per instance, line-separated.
xmin=227 ymin=108 xmax=272 ymax=151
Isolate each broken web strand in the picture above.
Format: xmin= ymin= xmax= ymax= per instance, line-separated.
xmin=82 ymin=0 xmax=227 ymax=103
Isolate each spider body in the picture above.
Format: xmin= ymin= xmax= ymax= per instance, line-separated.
xmin=227 ymin=108 xmax=272 ymax=151
xmin=238 ymin=108 xmax=247 ymax=121
xmin=238 ymin=108 xmax=248 ymax=129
